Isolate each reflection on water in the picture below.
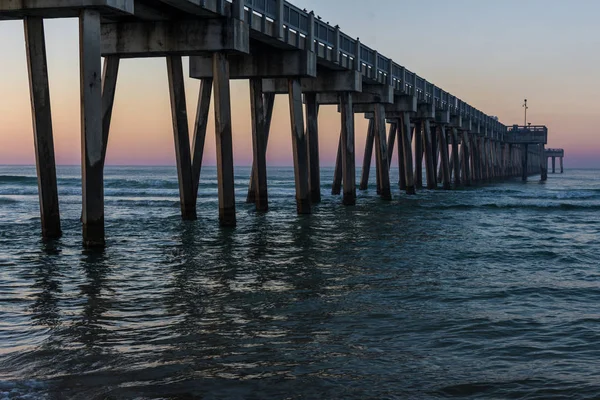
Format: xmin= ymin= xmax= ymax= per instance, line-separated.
xmin=1 ymin=167 xmax=600 ymax=398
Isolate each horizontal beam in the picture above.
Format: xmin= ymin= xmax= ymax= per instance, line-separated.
xmin=190 ymin=50 xmax=316 ymax=79
xmin=262 ymin=70 xmax=361 ymax=93
xmin=352 ymin=95 xmax=417 ymax=113
xmin=101 ymin=18 xmax=249 ymax=57
xmin=0 ymin=0 xmax=133 ymax=19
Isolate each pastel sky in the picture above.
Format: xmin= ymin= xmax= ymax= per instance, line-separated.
xmin=1 ymin=0 xmax=598 ymax=167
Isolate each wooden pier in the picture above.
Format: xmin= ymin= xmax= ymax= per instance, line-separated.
xmin=0 ymin=0 xmax=563 ymax=247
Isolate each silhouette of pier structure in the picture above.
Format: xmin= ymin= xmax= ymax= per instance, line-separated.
xmin=0 ymin=0 xmax=562 ymax=246
xmin=545 ymin=149 xmax=565 ymax=174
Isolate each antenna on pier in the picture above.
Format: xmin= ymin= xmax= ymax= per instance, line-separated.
xmin=523 ymin=99 xmax=528 ymax=126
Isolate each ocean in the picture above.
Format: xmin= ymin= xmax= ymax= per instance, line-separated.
xmin=1 ymin=165 xmax=599 ymax=399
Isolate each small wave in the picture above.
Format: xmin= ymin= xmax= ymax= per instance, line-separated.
xmin=0 ymin=198 xmax=19 ymax=205
xmin=427 ymin=203 xmax=600 ymax=211
xmin=0 ymin=175 xmax=37 ymax=185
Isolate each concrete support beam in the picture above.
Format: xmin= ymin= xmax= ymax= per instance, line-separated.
xmin=305 ymin=92 xmax=321 ymax=203
xmin=101 ymin=19 xmax=249 ymax=58
xmin=167 ymin=55 xmax=197 ymax=220
xmin=80 ymin=9 xmax=105 ymax=247
xmin=288 ymin=79 xmax=311 ymax=213
xmin=362 ymin=84 xmax=394 ymax=104
xmin=522 ymin=144 xmax=528 ymax=181
xmin=213 ymin=53 xmax=236 ymax=226
xmin=24 ymin=16 xmax=61 ymax=239
xmin=387 ymin=122 xmax=397 ymax=168
xmin=190 ymin=50 xmax=316 ymax=79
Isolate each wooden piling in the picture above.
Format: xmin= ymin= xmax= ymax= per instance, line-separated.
xmin=249 ymin=78 xmax=269 ymax=211
xmin=288 ymin=79 xmax=311 ymax=213
xmin=438 ymin=125 xmax=451 ymax=190
xmin=397 ymin=118 xmax=406 ymax=190
xmin=451 ymin=128 xmax=461 ymax=187
xmin=246 ymin=93 xmax=274 ymax=203
xmin=213 ymin=53 xmax=236 ymax=226
xmin=414 ymin=121 xmax=423 ymax=189
xmin=101 ymin=56 xmax=119 ymax=167
xmin=305 ymin=92 xmax=321 ymax=203
xmin=387 ymin=122 xmax=397 ymax=168
xmin=401 ymin=112 xmax=416 ymax=194
xmin=339 ymin=93 xmax=356 ymax=205
xmin=560 ymin=157 xmax=564 ymax=173
xmin=423 ymin=120 xmax=436 ymax=189
xmin=374 ymin=103 xmax=392 ymax=200
xmin=332 ymin=133 xmax=342 ymax=195
xmin=461 ymin=131 xmax=472 ymax=186
xmin=79 ymin=9 xmax=105 ymax=247
xmin=167 ymin=55 xmax=197 ymax=220
xmin=192 ymin=79 xmax=213 ymax=198
xmin=359 ymin=119 xmax=374 ymax=191
xmin=522 ymin=144 xmax=528 ymax=181
xmin=24 ymin=17 xmax=61 ymax=239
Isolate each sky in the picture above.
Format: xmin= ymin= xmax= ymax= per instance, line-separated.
xmin=1 ymin=0 xmax=599 ymax=168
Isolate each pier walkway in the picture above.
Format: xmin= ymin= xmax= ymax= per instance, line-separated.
xmin=1 ymin=0 xmax=563 ymax=246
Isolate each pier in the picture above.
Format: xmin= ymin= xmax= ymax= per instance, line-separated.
xmin=0 ymin=0 xmax=563 ymax=247
xmin=546 ymin=149 xmax=565 ymax=174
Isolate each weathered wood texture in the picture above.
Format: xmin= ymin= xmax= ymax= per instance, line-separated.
xmin=249 ymin=78 xmax=269 ymax=211
xmin=414 ymin=121 xmax=423 ymax=188
xmin=213 ymin=53 xmax=236 ymax=226
xmin=401 ymin=113 xmax=415 ymax=194
xmin=101 ymin=55 xmax=119 ymax=166
xmin=192 ymin=78 xmax=212 ymax=197
xmin=332 ymin=132 xmax=342 ymax=195
xmin=437 ymin=125 xmax=451 ymax=190
xmin=339 ymin=93 xmax=356 ymax=205
xmin=288 ymin=78 xmax=311 ymax=214
xmin=24 ymin=16 xmax=61 ymax=239
xmin=79 ymin=9 xmax=105 ymax=247
xmin=167 ymin=55 xmax=197 ymax=220
xmin=374 ymin=103 xmax=391 ymax=199
xmin=359 ymin=119 xmax=374 ymax=191
xmin=246 ymin=92 xmax=274 ymax=203
xmin=423 ymin=120 xmax=436 ymax=189
xmin=305 ymin=92 xmax=321 ymax=203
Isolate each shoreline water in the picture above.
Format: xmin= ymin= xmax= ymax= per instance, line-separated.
xmin=1 ymin=166 xmax=599 ymax=399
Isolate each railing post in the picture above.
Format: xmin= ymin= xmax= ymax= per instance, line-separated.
xmin=373 ymin=50 xmax=378 ymax=80
xmin=387 ymin=58 xmax=393 ymax=87
xmin=354 ymin=37 xmax=361 ymax=72
xmin=307 ymin=11 xmax=315 ymax=52
xmin=232 ymin=0 xmax=244 ymax=20
xmin=333 ymin=25 xmax=340 ymax=64
xmin=276 ymin=0 xmax=284 ymax=39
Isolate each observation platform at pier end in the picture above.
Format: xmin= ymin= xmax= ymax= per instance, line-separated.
xmin=546 ymin=148 xmax=565 ymax=174
xmin=0 ymin=0 xmax=558 ymax=247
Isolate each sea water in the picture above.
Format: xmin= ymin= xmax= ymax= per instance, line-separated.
xmin=1 ymin=165 xmax=599 ymax=399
